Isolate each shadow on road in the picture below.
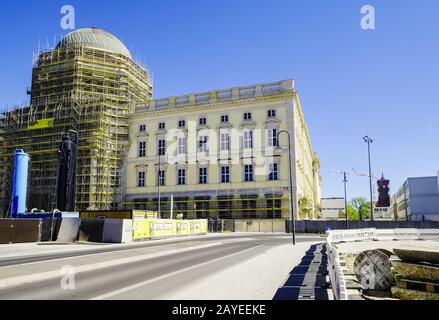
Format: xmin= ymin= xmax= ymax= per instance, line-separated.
xmin=273 ymin=243 xmax=329 ymax=300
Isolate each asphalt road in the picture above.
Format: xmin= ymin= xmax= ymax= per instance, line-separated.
xmin=0 ymin=233 xmax=323 ymax=300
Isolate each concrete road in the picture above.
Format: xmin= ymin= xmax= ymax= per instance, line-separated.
xmin=0 ymin=233 xmax=323 ymax=300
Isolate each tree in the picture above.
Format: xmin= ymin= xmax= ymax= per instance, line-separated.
xmin=347 ymin=205 xmax=360 ymax=221
xmin=350 ymin=197 xmax=371 ymax=220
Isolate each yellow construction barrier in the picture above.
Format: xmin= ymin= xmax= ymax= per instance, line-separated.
xmin=132 ymin=219 xmax=207 ymax=240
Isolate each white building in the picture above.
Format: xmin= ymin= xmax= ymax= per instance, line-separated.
xmin=321 ymin=198 xmax=345 ymax=220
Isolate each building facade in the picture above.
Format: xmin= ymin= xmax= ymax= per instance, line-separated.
xmin=124 ymin=80 xmax=321 ymax=220
xmin=1 ymin=27 xmax=321 ymax=220
xmin=392 ymin=173 xmax=439 ymax=221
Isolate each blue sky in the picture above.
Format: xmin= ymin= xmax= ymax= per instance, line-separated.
xmin=0 ymin=0 xmax=438 ymax=201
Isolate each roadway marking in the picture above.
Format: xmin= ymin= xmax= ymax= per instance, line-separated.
xmin=90 ymin=244 xmax=264 ymax=300
xmin=0 ymin=242 xmax=223 ymax=290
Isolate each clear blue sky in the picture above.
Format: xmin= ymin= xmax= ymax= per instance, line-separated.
xmin=0 ymin=0 xmax=438 ymax=201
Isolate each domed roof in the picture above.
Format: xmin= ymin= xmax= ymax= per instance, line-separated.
xmin=56 ymin=27 xmax=131 ymax=58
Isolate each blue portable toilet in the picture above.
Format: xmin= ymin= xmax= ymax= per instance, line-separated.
xmin=11 ymin=148 xmax=30 ymax=218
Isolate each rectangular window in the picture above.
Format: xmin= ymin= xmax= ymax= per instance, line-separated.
xmin=244 ymin=112 xmax=252 ymax=120
xmin=139 ymin=124 xmax=146 ymax=132
xmin=221 ymin=166 xmax=230 ymax=183
xmin=268 ymin=128 xmax=278 ymax=147
xmin=220 ymin=133 xmax=230 ymax=151
xmin=137 ymin=171 xmax=146 ymax=187
xmin=158 ymin=139 xmax=166 ymax=156
xmin=177 ymin=169 xmax=186 ymax=185
xmin=177 ymin=137 xmax=186 ymax=154
xmin=243 ymin=130 xmax=253 ymax=149
xmin=178 ymin=120 xmax=186 ymax=128
xmin=268 ymin=109 xmax=276 ymax=118
xmin=244 ymin=164 xmax=254 ymax=182
xmin=199 ymin=117 xmax=207 ymax=125
xmin=269 ymin=163 xmax=279 ymax=181
xmin=138 ymin=141 xmax=146 ymax=157
xmin=199 ymin=167 xmax=207 ymax=184
xmin=221 ymin=115 xmax=229 ymax=123
xmin=158 ymin=170 xmax=165 ymax=186
xmin=198 ymin=135 xmax=208 ymax=152
xmin=158 ymin=122 xmax=165 ymax=130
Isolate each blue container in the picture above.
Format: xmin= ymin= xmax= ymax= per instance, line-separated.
xmin=11 ymin=149 xmax=30 ymax=217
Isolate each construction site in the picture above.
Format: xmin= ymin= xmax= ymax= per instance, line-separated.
xmin=0 ymin=28 xmax=152 ymax=214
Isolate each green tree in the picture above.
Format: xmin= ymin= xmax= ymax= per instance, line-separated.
xmin=347 ymin=204 xmax=360 ymax=221
xmin=350 ymin=197 xmax=371 ymax=220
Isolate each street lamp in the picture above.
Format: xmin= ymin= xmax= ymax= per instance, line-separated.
xmin=157 ymin=153 xmax=161 ymax=219
xmin=277 ymin=130 xmax=296 ymax=245
xmin=343 ymin=172 xmax=349 ymax=229
xmin=363 ymin=136 xmax=374 ymax=221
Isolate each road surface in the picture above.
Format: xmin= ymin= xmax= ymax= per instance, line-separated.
xmin=0 ymin=233 xmax=323 ymax=300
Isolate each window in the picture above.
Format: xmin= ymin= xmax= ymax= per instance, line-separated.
xmin=244 ymin=112 xmax=252 ymax=120
xmin=137 ymin=171 xmax=146 ymax=187
xmin=269 ymin=163 xmax=279 ymax=181
xmin=268 ymin=128 xmax=278 ymax=147
xmin=244 ymin=164 xmax=254 ymax=182
xmin=221 ymin=115 xmax=229 ymax=123
xmin=158 ymin=122 xmax=165 ymax=130
xmin=220 ymin=133 xmax=230 ymax=151
xmin=177 ymin=169 xmax=186 ymax=185
xmin=268 ymin=109 xmax=276 ymax=118
xmin=138 ymin=141 xmax=146 ymax=157
xmin=158 ymin=139 xmax=166 ymax=156
xmin=199 ymin=167 xmax=207 ymax=184
xmin=178 ymin=120 xmax=186 ymax=128
xmin=198 ymin=135 xmax=208 ymax=152
xmin=243 ymin=130 xmax=253 ymax=149
xmin=139 ymin=124 xmax=146 ymax=132
xmin=221 ymin=166 xmax=230 ymax=183
xmin=199 ymin=117 xmax=207 ymax=125
xmin=158 ymin=170 xmax=165 ymax=186
xmin=177 ymin=137 xmax=186 ymax=154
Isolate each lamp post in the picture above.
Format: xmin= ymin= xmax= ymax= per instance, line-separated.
xmin=343 ymin=172 xmax=348 ymax=229
xmin=363 ymin=136 xmax=374 ymax=221
xmin=157 ymin=153 xmax=161 ymax=219
xmin=277 ymin=130 xmax=296 ymax=245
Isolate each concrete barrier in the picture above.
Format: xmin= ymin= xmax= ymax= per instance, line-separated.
xmin=57 ymin=218 xmax=81 ymax=242
xmin=102 ymin=219 xmax=133 ymax=243
xmin=0 ymin=219 xmax=41 ymax=244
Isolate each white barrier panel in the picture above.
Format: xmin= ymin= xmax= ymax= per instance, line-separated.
xmin=418 ymin=229 xmax=439 ymax=240
xmin=374 ymin=229 xmax=394 ymax=241
xmin=393 ymin=228 xmax=419 ymax=240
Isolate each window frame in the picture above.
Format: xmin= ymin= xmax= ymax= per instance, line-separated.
xmin=138 ymin=141 xmax=146 ymax=158
xmin=199 ymin=167 xmax=208 ymax=184
xmin=269 ymin=163 xmax=279 ymax=181
xmin=243 ymin=130 xmax=253 ymax=149
xmin=177 ymin=168 xmax=187 ymax=185
xmin=221 ymin=165 xmax=230 ymax=183
xmin=244 ymin=164 xmax=254 ymax=182
xmin=137 ymin=171 xmax=146 ymax=187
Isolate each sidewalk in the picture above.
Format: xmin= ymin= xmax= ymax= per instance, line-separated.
xmin=157 ymin=240 xmax=322 ymax=300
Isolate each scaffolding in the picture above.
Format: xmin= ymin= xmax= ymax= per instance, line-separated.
xmin=123 ymin=196 xmax=289 ymax=220
xmin=0 ymin=44 xmax=152 ymax=213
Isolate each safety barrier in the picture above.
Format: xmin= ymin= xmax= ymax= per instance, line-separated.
xmin=326 ymin=227 xmax=439 ymax=300
xmin=326 ymin=240 xmax=348 ymax=300
xmin=133 ymin=219 xmax=208 ymax=241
